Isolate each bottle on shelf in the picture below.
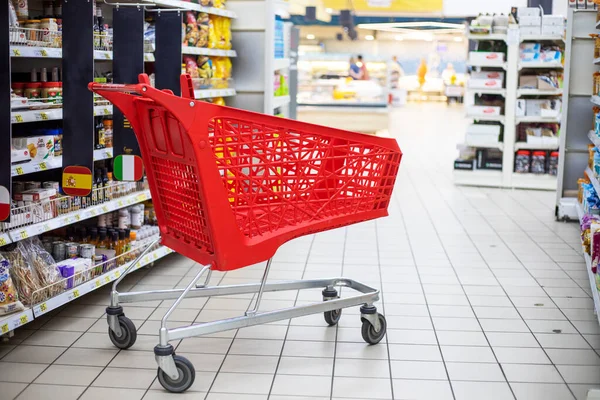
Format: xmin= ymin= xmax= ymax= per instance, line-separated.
xmin=102 ymin=167 xmax=112 ymax=202
xmin=95 ymin=168 xmax=104 ymax=203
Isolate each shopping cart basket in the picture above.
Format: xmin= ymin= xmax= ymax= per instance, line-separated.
xmin=89 ymin=74 xmax=402 ymax=393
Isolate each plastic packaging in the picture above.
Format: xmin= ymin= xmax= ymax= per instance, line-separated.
xmin=530 ymin=151 xmax=546 ymax=174
xmin=21 ymin=238 xmax=62 ymax=302
xmin=196 ymin=13 xmax=209 ymax=48
xmin=548 ymin=151 xmax=559 ymax=176
xmin=2 ymin=244 xmax=37 ymax=305
xmin=184 ymin=11 xmax=199 ymax=47
xmin=0 ymin=254 xmax=25 ymax=315
xmin=515 ymin=150 xmax=531 ymax=173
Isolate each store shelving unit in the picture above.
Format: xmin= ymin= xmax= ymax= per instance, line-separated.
xmin=228 ymin=0 xmax=291 ymax=115
xmin=456 ymin=25 xmax=564 ymax=190
xmin=556 ymin=8 xmax=598 ymax=218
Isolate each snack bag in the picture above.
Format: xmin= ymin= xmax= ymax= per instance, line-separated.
xmin=199 ymin=0 xmax=213 ymax=7
xmin=212 ymin=97 xmax=226 ymax=106
xmin=184 ymin=11 xmax=199 ymax=47
xmin=197 ymin=56 xmax=213 ymax=88
xmin=197 ymin=13 xmax=209 ymax=48
xmin=184 ymin=56 xmax=200 ymax=79
xmin=0 ymin=254 xmax=25 ymax=315
xmin=208 ymin=16 xmax=218 ymax=49
xmin=220 ymin=17 xmax=232 ymax=50
xmin=21 ymin=238 xmax=62 ymax=303
xmin=2 ymin=245 xmax=39 ymax=306
xmin=213 ymin=0 xmax=226 ymax=9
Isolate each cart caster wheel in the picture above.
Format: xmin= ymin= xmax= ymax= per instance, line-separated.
xmin=157 ymin=355 xmax=196 ymax=393
xmin=361 ymin=313 xmax=387 ymax=345
xmin=108 ymin=315 xmax=137 ymax=350
xmin=324 ymin=309 xmax=342 ymax=326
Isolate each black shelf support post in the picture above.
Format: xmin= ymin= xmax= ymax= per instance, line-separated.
xmin=155 ymin=11 xmax=182 ymax=95
xmin=62 ymin=0 xmax=95 ymax=174
xmin=0 ymin=4 xmax=11 ymax=220
xmin=113 ymin=6 xmax=144 ymax=157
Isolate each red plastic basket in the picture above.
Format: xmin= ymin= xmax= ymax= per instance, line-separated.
xmin=89 ymin=74 xmax=402 ymax=271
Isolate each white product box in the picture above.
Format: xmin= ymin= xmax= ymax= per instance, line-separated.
xmin=542 ymin=15 xmax=565 ymax=26
xmin=520 ymin=26 xmax=542 ymax=35
xmin=470 ymin=71 xmax=505 ymax=80
xmin=469 ymin=71 xmax=504 ymax=89
xmin=540 ymin=50 xmax=562 ymax=63
xmin=519 ymin=16 xmax=542 ymax=26
xmin=516 ymin=100 xmax=526 ymax=117
xmin=468 ymin=105 xmax=502 ymax=116
xmin=525 ymin=99 xmax=562 ymax=117
xmin=542 ymin=25 xmax=564 ymax=36
xmin=469 ymin=52 xmax=505 ymax=65
xmin=520 ymin=52 xmax=541 ymax=63
xmin=518 ymin=7 xmax=541 ymax=17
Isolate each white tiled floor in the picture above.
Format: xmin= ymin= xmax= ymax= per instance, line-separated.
xmin=1 ymin=104 xmax=599 ymax=399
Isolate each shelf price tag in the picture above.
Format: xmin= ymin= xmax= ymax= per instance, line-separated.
xmin=1 ymin=323 xmax=8 ymax=334
xmin=39 ymin=49 xmax=48 ymax=57
xmin=95 ymin=280 xmax=101 ymax=288
xmin=12 ymin=48 xmax=21 ymax=56
xmin=74 ymin=215 xmax=81 ymax=221
xmin=19 ymin=314 xmax=28 ymax=325
xmin=39 ymin=303 xmax=48 ymax=313
xmin=114 ymin=270 xmax=120 ymax=278
xmin=39 ymin=162 xmax=47 ymax=171
xmin=104 ymin=52 xmax=111 ymax=59
xmin=73 ymin=289 xmax=80 ymax=298
xmin=19 ymin=230 xmax=28 ymax=240
xmin=102 ymin=206 xmax=109 ymax=213
xmin=15 ymin=167 xmax=24 ymax=175
xmin=43 ymin=223 xmax=51 ymax=232
xmin=105 ymin=276 xmax=110 ymax=283
xmin=0 ymin=237 xmax=7 ymax=247
xmin=13 ymin=114 xmax=23 ymax=123
xmin=39 ymin=112 xmax=48 ymax=120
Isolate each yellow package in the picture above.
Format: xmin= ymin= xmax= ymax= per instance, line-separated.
xmin=213 ymin=0 xmax=225 ymax=8
xmin=217 ymin=17 xmax=231 ymax=50
xmin=212 ymin=57 xmax=227 ymax=88
xmin=212 ymin=97 xmax=226 ymax=106
xmin=208 ymin=16 xmax=218 ymax=49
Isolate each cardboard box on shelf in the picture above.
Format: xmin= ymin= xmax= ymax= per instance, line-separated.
xmin=14 ymin=188 xmax=57 ymax=202
xmin=525 ymin=99 xmax=562 ymax=117
xmin=542 ymin=15 xmax=565 ymax=26
xmin=520 ymin=43 xmax=541 ymax=53
xmin=518 ymin=7 xmax=541 ymax=17
xmin=519 ymin=75 xmax=538 ymax=88
xmin=469 ymin=52 xmax=505 ymax=65
xmin=542 ymin=25 xmax=564 ymax=36
xmin=520 ymin=26 xmax=542 ymax=35
xmin=538 ymin=76 xmax=559 ymax=90
xmin=468 ymin=105 xmax=502 ymax=116
xmin=519 ymin=16 xmax=542 ymax=26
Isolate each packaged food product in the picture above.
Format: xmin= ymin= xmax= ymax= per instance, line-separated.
xmin=208 ymin=16 xmax=217 ymax=49
xmin=213 ymin=0 xmax=226 ymax=9
xmin=41 ymin=81 xmax=60 ymax=103
xmin=199 ymin=0 xmax=213 ymax=6
xmin=197 ymin=13 xmax=209 ymax=48
xmin=531 ymin=151 xmax=546 ymax=174
xmin=216 ymin=17 xmax=231 ymax=49
xmin=515 ymin=150 xmax=531 ymax=173
xmin=184 ymin=11 xmax=199 ymax=47
xmin=592 ymin=222 xmax=600 ymax=274
xmin=197 ymin=56 xmax=213 ymax=88
xmin=21 ymin=238 xmax=62 ymax=302
xmin=2 ymin=244 xmax=38 ymax=305
xmin=0 ymin=254 xmax=25 ymax=316
xmin=212 ymin=97 xmax=225 ymax=106
xmin=548 ymin=151 xmax=559 ymax=176
xmin=184 ymin=56 xmax=200 ymax=79
xmin=24 ymin=82 xmax=41 ymax=99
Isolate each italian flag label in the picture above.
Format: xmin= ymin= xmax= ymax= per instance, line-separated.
xmin=114 ymin=155 xmax=144 ymax=181
xmin=0 ymin=185 xmax=10 ymax=221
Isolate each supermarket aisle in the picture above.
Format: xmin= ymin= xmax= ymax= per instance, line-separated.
xmin=0 ymin=104 xmax=599 ymax=400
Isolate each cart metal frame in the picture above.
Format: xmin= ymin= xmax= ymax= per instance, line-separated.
xmin=106 ymin=238 xmax=386 ymax=387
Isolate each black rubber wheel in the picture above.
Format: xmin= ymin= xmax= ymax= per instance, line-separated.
xmin=108 ymin=315 xmax=137 ymax=350
xmin=157 ymin=355 xmax=196 ymax=393
xmin=361 ymin=313 xmax=387 ymax=345
xmin=324 ymin=309 xmax=342 ymax=326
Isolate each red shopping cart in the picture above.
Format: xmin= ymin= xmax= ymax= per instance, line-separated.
xmin=89 ymin=74 xmax=401 ymax=393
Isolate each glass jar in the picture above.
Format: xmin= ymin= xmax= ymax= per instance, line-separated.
xmin=548 ymin=151 xmax=559 ymax=176
xmin=11 ymin=82 xmax=25 ymax=97
xmin=41 ymin=81 xmax=60 ymax=103
xmin=531 ymin=151 xmax=546 ymax=174
xmin=24 ymin=82 xmax=41 ymax=99
xmin=515 ymin=150 xmax=531 ymax=173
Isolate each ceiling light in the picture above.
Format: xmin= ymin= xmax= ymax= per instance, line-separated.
xmin=394 ymin=35 xmax=403 ymax=41
xmin=325 ymin=8 xmax=333 ymax=13
xmin=454 ymin=36 xmax=463 ymax=42
xmin=306 ymin=34 xmax=315 ymax=40
xmin=365 ymin=35 xmax=375 ymax=41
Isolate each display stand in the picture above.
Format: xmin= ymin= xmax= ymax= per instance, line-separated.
xmin=455 ymin=25 xmax=564 ymax=190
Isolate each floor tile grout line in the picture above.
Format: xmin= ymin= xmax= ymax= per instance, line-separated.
xmin=427 ymin=179 xmax=577 ymax=398
xmin=374 ymin=220 xmax=395 ymax=399
xmin=394 ymin=192 xmax=458 ymax=400
xmin=266 ymin=234 xmax=316 ymax=400
xmin=483 ymin=191 xmax=600 ymax=358
xmin=328 ymin=228 xmax=347 ymax=400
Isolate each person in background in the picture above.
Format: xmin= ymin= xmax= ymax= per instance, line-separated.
xmin=348 ymin=57 xmax=362 ymax=80
xmin=391 ymin=56 xmax=405 ymax=77
xmin=417 ymin=58 xmax=428 ymax=88
xmin=357 ymin=55 xmax=370 ymax=80
xmin=442 ymin=62 xmax=457 ymax=85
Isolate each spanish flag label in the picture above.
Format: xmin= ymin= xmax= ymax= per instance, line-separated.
xmin=62 ymin=166 xmax=93 ymax=197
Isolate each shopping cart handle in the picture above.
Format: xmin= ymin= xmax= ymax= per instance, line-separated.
xmin=88 ymin=73 xmax=152 ymax=95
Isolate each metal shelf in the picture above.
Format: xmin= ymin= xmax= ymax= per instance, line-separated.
xmin=32 ymin=245 xmax=173 ymax=318
xmin=182 ymin=47 xmax=237 ymax=57
xmin=517 ymin=88 xmax=563 ymax=97
xmin=11 ymin=156 xmax=62 ymax=177
xmin=194 ymin=88 xmax=236 ymax=99
xmin=514 ymin=142 xmax=560 ymax=151
xmin=0 ymin=244 xmax=172 ymax=335
xmin=10 ymin=46 xmax=117 ymax=61
xmin=520 ymin=35 xmax=565 ymax=42
xmin=12 ymin=105 xmax=112 ymax=124
xmin=142 ymin=0 xmax=237 ymax=18
xmin=460 ymin=142 xmax=504 ymax=150
xmin=516 ymin=115 xmax=562 ymax=124
xmin=93 ymin=148 xmax=113 ymax=161
xmin=510 ymin=173 xmax=558 ymax=190
xmin=0 ymin=190 xmax=151 ymax=247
